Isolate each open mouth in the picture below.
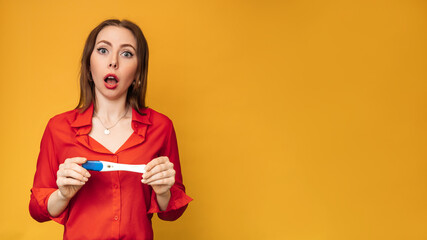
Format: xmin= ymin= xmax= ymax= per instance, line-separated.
xmin=104 ymin=74 xmax=119 ymax=89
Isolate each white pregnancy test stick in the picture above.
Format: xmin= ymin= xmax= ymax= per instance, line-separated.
xmin=82 ymin=161 xmax=146 ymax=173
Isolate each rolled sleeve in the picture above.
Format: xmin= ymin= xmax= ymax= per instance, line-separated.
xmin=148 ymin=120 xmax=192 ymax=220
xmin=29 ymin=120 xmax=68 ymax=225
xmin=30 ymin=187 xmax=68 ymax=224
xmin=148 ymin=185 xmax=192 ymax=220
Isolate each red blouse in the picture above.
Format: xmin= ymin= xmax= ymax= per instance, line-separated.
xmin=29 ymin=105 xmax=192 ymax=240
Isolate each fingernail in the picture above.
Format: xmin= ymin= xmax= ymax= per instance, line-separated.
xmin=83 ymin=177 xmax=88 ymax=181
xmin=85 ymin=173 xmax=91 ymax=177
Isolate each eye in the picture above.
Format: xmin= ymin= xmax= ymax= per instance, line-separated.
xmin=122 ymin=51 xmax=134 ymax=58
xmin=97 ymin=48 xmax=108 ymax=54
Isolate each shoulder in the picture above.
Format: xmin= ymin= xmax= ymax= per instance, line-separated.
xmin=140 ymin=108 xmax=175 ymax=134
xmin=46 ymin=109 xmax=81 ymax=130
xmin=147 ymin=108 xmax=173 ymax=126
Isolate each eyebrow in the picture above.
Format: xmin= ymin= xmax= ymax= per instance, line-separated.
xmin=96 ymin=40 xmax=136 ymax=51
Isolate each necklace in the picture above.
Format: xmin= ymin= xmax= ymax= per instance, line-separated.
xmin=95 ymin=107 xmax=129 ymax=135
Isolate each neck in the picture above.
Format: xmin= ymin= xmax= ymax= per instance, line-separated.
xmin=94 ymin=94 xmax=130 ymax=122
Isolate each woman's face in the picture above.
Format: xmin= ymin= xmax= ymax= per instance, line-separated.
xmin=90 ymin=26 xmax=138 ymax=101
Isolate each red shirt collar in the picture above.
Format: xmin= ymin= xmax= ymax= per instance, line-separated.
xmin=71 ymin=104 xmax=152 ymax=135
xmin=131 ymin=106 xmax=152 ymax=126
xmin=70 ymin=104 xmax=94 ymax=128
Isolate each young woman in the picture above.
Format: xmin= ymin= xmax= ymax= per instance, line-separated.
xmin=29 ymin=19 xmax=192 ymax=240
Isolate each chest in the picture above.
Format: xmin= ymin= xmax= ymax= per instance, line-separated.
xmin=52 ymin=116 xmax=167 ymax=166
xmin=89 ymin=117 xmax=134 ymax=153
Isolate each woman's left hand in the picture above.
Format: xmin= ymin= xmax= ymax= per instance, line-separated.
xmin=142 ymin=156 xmax=176 ymax=196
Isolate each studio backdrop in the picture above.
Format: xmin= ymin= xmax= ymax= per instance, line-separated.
xmin=0 ymin=0 xmax=426 ymax=239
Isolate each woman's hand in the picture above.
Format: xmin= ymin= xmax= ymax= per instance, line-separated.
xmin=142 ymin=156 xmax=176 ymax=196
xmin=56 ymin=157 xmax=91 ymax=200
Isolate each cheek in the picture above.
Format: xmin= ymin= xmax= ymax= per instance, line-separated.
xmin=124 ymin=62 xmax=138 ymax=79
xmin=89 ymin=54 xmax=96 ymax=73
xmin=89 ymin=54 xmax=102 ymax=77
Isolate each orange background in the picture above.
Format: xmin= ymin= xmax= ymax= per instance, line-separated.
xmin=1 ymin=0 xmax=427 ymax=239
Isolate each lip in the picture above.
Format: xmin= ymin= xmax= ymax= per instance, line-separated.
xmin=104 ymin=73 xmax=120 ymax=82
xmin=104 ymin=73 xmax=119 ymax=89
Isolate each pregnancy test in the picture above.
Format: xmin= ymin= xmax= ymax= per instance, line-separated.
xmin=82 ymin=160 xmax=146 ymax=173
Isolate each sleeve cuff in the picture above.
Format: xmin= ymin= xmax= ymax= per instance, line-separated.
xmin=148 ymin=185 xmax=193 ymax=215
xmin=30 ymin=187 xmax=68 ymax=225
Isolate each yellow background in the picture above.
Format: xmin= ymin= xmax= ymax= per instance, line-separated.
xmin=1 ymin=0 xmax=426 ymax=239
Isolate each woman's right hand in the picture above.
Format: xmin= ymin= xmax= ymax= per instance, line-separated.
xmin=56 ymin=157 xmax=91 ymax=200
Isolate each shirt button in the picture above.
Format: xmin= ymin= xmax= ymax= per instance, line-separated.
xmin=113 ymin=184 xmax=118 ymax=189
xmin=114 ymin=216 xmax=119 ymax=221
xmin=134 ymin=123 xmax=139 ymax=128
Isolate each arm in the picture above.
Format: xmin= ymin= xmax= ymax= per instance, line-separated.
xmin=29 ymin=120 xmax=90 ymax=223
xmin=47 ymin=190 xmax=71 ymax=217
xmin=30 ymin=120 xmax=62 ymax=223
xmin=48 ymin=157 xmax=91 ymax=217
xmin=142 ymin=121 xmax=192 ymax=220
xmin=142 ymin=156 xmax=175 ymax=211
xmin=155 ymin=188 xmax=172 ymax=211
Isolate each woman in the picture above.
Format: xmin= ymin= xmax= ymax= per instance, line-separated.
xmin=29 ymin=19 xmax=192 ymax=239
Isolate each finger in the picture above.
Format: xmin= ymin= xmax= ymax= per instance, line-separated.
xmin=59 ymin=169 xmax=89 ymax=182
xmin=144 ymin=163 xmax=168 ymax=179
xmin=62 ymin=162 xmax=91 ymax=178
xmin=144 ymin=157 xmax=166 ymax=172
xmin=69 ymin=162 xmax=91 ymax=178
xmin=57 ymin=177 xmax=86 ymax=186
xmin=145 ymin=177 xmax=175 ymax=186
xmin=145 ymin=156 xmax=169 ymax=172
xmin=142 ymin=169 xmax=175 ymax=184
xmin=64 ymin=157 xmax=87 ymax=164
xmin=144 ymin=161 xmax=174 ymax=179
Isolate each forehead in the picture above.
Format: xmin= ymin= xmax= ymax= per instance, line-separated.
xmin=95 ymin=26 xmax=137 ymax=48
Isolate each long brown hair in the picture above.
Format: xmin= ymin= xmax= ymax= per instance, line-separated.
xmin=76 ymin=19 xmax=149 ymax=114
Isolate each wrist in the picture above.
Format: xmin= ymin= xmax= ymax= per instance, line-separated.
xmin=156 ymin=190 xmax=171 ymax=211
xmin=57 ymin=190 xmax=70 ymax=201
xmin=156 ymin=190 xmax=171 ymax=199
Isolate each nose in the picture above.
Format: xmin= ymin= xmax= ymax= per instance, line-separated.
xmin=109 ymin=62 xmax=117 ymax=69
xmin=108 ymin=54 xmax=119 ymax=69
